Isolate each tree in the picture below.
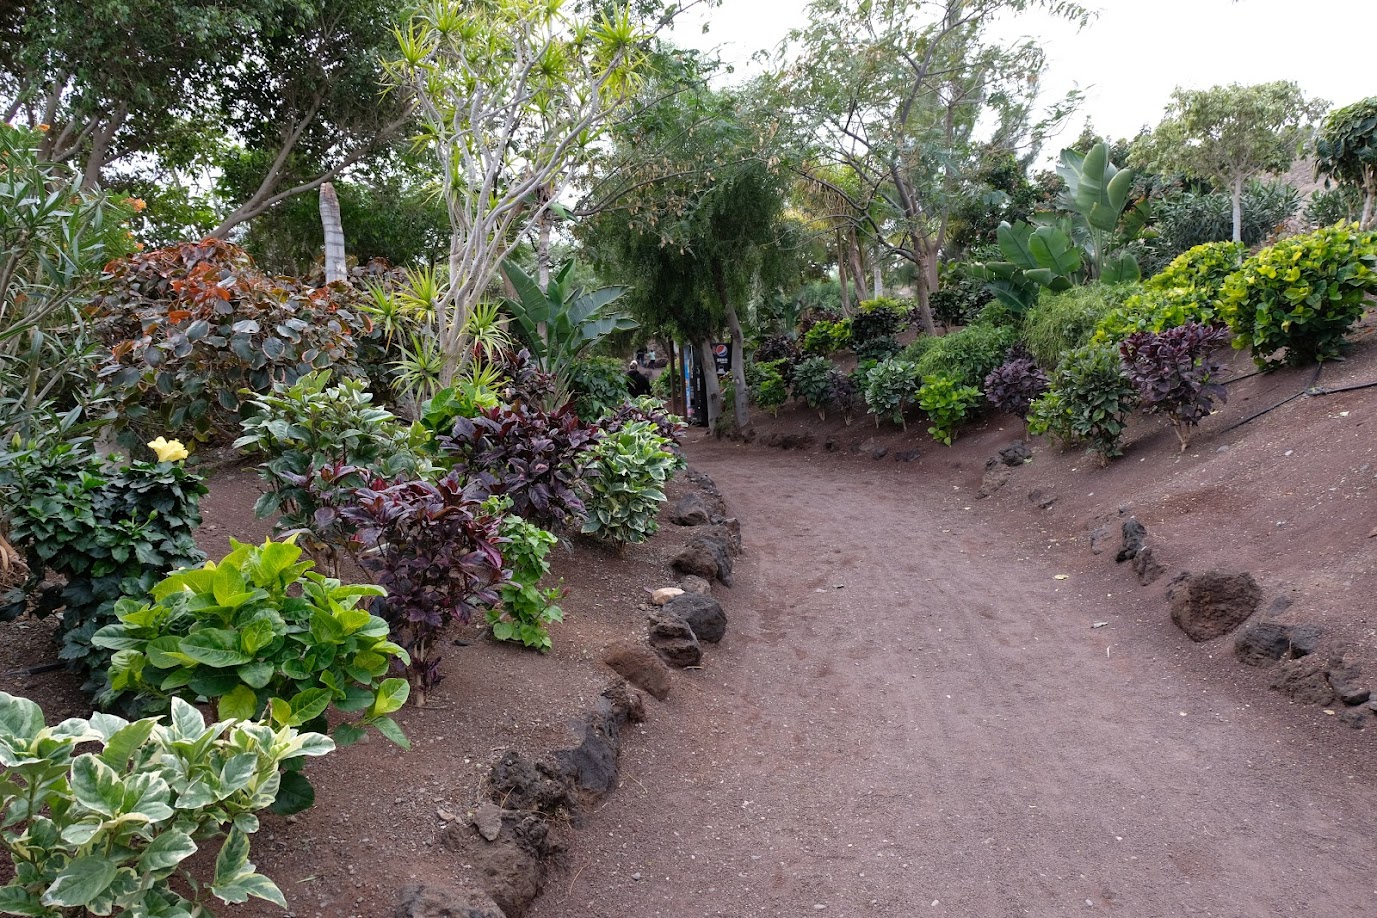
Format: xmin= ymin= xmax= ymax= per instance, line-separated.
xmin=1314 ymin=98 xmax=1377 ymax=230
xmin=583 ymin=82 xmax=798 ymax=431
xmin=778 ymin=0 xmax=1086 ymax=333
xmin=1132 ymin=81 xmax=1327 ymax=242
xmin=1 ymin=0 xmax=412 ymax=232
xmin=387 ymin=0 xmax=708 ymax=385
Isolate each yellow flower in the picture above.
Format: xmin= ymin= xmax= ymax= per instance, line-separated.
xmin=147 ymin=437 xmax=189 ymax=463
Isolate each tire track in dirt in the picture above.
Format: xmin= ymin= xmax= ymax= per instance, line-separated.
xmin=528 ymin=443 xmax=1377 ymax=918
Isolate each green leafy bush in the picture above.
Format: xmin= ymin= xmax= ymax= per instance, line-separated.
xmin=791 ymin=356 xmax=836 ymax=415
xmin=0 ymin=692 xmax=331 ymax=915
xmin=234 ymin=371 xmax=432 ymax=573
xmin=1219 ymin=223 xmax=1377 ymax=366
xmin=801 ymin=318 xmax=851 ymax=355
xmin=418 ymin=380 xmax=502 ymax=444
xmin=862 ymin=358 xmax=921 ymax=428
xmin=930 ymin=270 xmax=993 ymax=327
xmin=1093 ymin=242 xmax=1243 ymax=345
xmin=567 ymin=355 xmax=631 ymax=421
xmin=1305 ymin=186 xmax=1364 ymax=228
xmin=93 ymin=537 xmax=410 ymax=773
xmin=914 ymin=323 xmax=1019 ymax=389
xmin=1026 ymin=389 xmax=1077 ymax=449
xmin=1046 ymin=344 xmax=1138 ymax=464
xmin=94 ymin=239 xmax=367 ymax=445
xmin=850 ymin=297 xmax=906 ymax=362
xmin=578 ymin=421 xmax=684 ymax=546
xmin=486 ymin=500 xmax=564 ymax=652
xmin=918 ymin=373 xmax=983 ymax=445
xmin=0 ymin=431 xmax=205 ymax=691
xmin=748 ymin=358 xmax=790 ymax=415
xmin=1021 ymin=284 xmax=1129 ymax=369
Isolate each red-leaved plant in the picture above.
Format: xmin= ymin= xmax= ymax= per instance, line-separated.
xmin=983 ymin=345 xmax=1049 ymax=422
xmin=342 ymin=472 xmax=509 ymax=704
xmin=439 ymin=402 xmax=598 ymax=531
xmin=1120 ymin=322 xmax=1230 ymax=451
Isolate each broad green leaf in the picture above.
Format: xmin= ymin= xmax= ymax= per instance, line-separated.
xmin=371 ymin=715 xmax=410 ymax=750
xmin=139 ymin=829 xmax=197 ymax=873
xmin=268 ymin=770 xmax=314 ymax=815
xmin=71 ymin=754 xmax=122 ymax=818
xmin=0 ymin=885 xmax=45 ymax=916
xmin=287 ymin=688 xmax=331 ymax=726
xmin=218 ymin=685 xmax=258 ymax=722
xmin=332 ymin=722 xmax=367 ymax=746
xmin=309 ymin=610 xmax=345 ymax=644
xmin=41 ymin=855 xmax=119 ymax=908
xmin=99 ymin=718 xmax=156 ymax=768
xmin=368 ymin=678 xmax=410 ymax=717
xmin=0 ymin=692 xmax=44 ymax=742
xmin=236 ymin=660 xmax=275 ymax=689
xmin=181 ymin=629 xmax=253 ymax=667
xmin=219 ymin=753 xmax=258 ymax=795
xmin=212 ymin=828 xmax=251 ymax=888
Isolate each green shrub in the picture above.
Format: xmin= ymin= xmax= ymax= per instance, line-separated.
xmin=969 ymin=299 xmax=1019 ymax=329
xmin=1026 ymin=389 xmax=1077 ymax=449
xmin=1094 ymin=242 xmax=1244 ymax=345
xmin=0 ymin=692 xmax=331 ymax=915
xmin=1021 ymin=284 xmax=1130 ymax=369
xmin=748 ymin=358 xmax=790 ymax=415
xmin=578 ymin=421 xmax=684 ymax=546
xmin=918 ymin=373 xmax=983 ymax=445
xmin=791 ymin=356 xmax=835 ymax=414
xmin=650 ymin=365 xmax=673 ymax=400
xmin=234 ymin=371 xmax=432 ymax=573
xmin=1219 ymin=223 xmax=1377 ymax=367
xmin=485 ymin=502 xmax=563 ymax=653
xmin=851 ymin=298 xmax=907 ymax=360
xmin=1048 ymin=344 xmax=1138 ymax=465
xmin=1149 ymin=179 xmax=1301 ymax=256
xmin=93 ymin=537 xmax=411 ymax=813
xmin=862 ymin=358 xmax=921 ymax=428
xmin=94 ymin=239 xmax=366 ymax=446
xmin=0 ymin=429 xmax=206 ymax=692
xmin=914 ymin=323 xmax=1019 ymax=389
xmin=567 ymin=355 xmax=631 ymax=421
xmin=1305 ymin=186 xmax=1364 ymax=227
xmin=801 ymin=318 xmax=851 ymax=355
xmin=930 ymin=270 xmax=993 ymax=326
xmin=418 ymin=379 xmax=502 ymax=444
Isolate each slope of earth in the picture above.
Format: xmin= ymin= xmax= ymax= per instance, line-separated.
xmin=527 ymin=437 xmax=1377 ymax=918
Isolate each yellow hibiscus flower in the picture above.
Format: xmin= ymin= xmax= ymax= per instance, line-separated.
xmin=147 ymin=437 xmax=189 ymax=463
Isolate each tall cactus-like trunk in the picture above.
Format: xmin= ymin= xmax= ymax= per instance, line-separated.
xmin=319 ymin=182 xmax=347 ymax=284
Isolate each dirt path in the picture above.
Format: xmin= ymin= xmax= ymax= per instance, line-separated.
xmin=529 ymin=441 xmax=1377 ymax=918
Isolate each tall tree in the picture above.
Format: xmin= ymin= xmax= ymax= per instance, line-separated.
xmin=388 ymin=0 xmax=690 ymax=384
xmin=2 ymin=0 xmax=411 ymax=232
xmin=583 ymin=82 xmax=797 ymax=431
xmin=1132 ymin=81 xmax=1327 ymax=242
xmin=1314 ymin=98 xmax=1377 ymax=231
xmin=778 ymin=0 xmax=1085 ymax=333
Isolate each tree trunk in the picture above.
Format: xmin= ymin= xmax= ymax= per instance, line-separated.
xmin=872 ymin=250 xmax=884 ymax=299
xmin=713 ymin=261 xmax=749 ymax=431
xmin=911 ymin=248 xmax=937 ymax=335
xmin=536 ymin=183 xmax=554 ymax=289
xmin=837 ymin=231 xmax=851 ymax=316
xmin=1362 ymin=173 xmax=1375 ymax=231
xmin=1231 ymin=176 xmax=1244 ymax=243
xmin=725 ymin=303 xmax=748 ymax=431
xmin=319 ymin=182 xmax=347 ymax=285
xmin=849 ymin=232 xmax=869 ymax=302
xmin=666 ymin=342 xmax=680 ymax=415
xmin=697 ymin=340 xmax=722 ymax=431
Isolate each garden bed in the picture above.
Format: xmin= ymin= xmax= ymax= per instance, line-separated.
xmin=0 ymin=463 xmax=725 ymax=918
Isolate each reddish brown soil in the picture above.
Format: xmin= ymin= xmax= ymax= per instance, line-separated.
xmin=3 ymin=316 xmax=1376 ymax=917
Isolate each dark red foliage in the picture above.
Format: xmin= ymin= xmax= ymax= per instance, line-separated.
xmin=599 ymin=399 xmax=686 ymax=444
xmin=342 ymin=471 xmax=510 ymax=694
xmin=1120 ymin=322 xmax=1230 ymax=430
xmin=983 ymin=346 xmax=1049 ymax=419
xmin=494 ymin=347 xmax=557 ymax=409
xmin=439 ymin=402 xmax=598 ymax=532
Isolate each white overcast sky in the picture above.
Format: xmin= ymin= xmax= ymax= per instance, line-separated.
xmin=671 ymin=0 xmax=1377 ymax=161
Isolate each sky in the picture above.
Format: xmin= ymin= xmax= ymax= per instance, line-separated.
xmin=670 ymin=0 xmax=1377 ymax=161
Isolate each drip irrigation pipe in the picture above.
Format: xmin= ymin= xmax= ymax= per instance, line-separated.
xmin=1220 ymin=363 xmax=1324 ymax=433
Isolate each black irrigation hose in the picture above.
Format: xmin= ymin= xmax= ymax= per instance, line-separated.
xmin=1220 ymin=363 xmax=1324 ymax=433
xmin=4 ymin=660 xmax=63 ymax=677
xmin=1222 ymin=368 xmax=1265 ymax=386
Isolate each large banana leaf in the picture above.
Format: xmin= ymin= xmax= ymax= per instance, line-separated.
xmin=1027 ymin=225 xmax=1083 ymax=277
xmin=499 ymin=258 xmax=635 ymax=379
xmin=1100 ymin=251 xmax=1142 ymax=286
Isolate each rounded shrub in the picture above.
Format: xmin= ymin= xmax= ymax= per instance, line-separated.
xmin=1021 ymin=284 xmax=1131 ymax=369
xmin=914 ymin=323 xmax=1018 ymax=389
xmin=862 ymin=358 xmax=921 ymax=428
xmin=1042 ymin=343 xmax=1138 ymax=465
xmin=1219 ymin=223 xmax=1377 ymax=367
xmin=1093 ymin=242 xmax=1244 ymax=345
xmin=918 ymin=373 xmax=982 ymax=445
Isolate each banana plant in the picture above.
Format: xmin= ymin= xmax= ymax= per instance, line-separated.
xmin=500 ymin=258 xmax=637 ymax=407
xmin=964 ymin=142 xmax=1141 ymax=309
